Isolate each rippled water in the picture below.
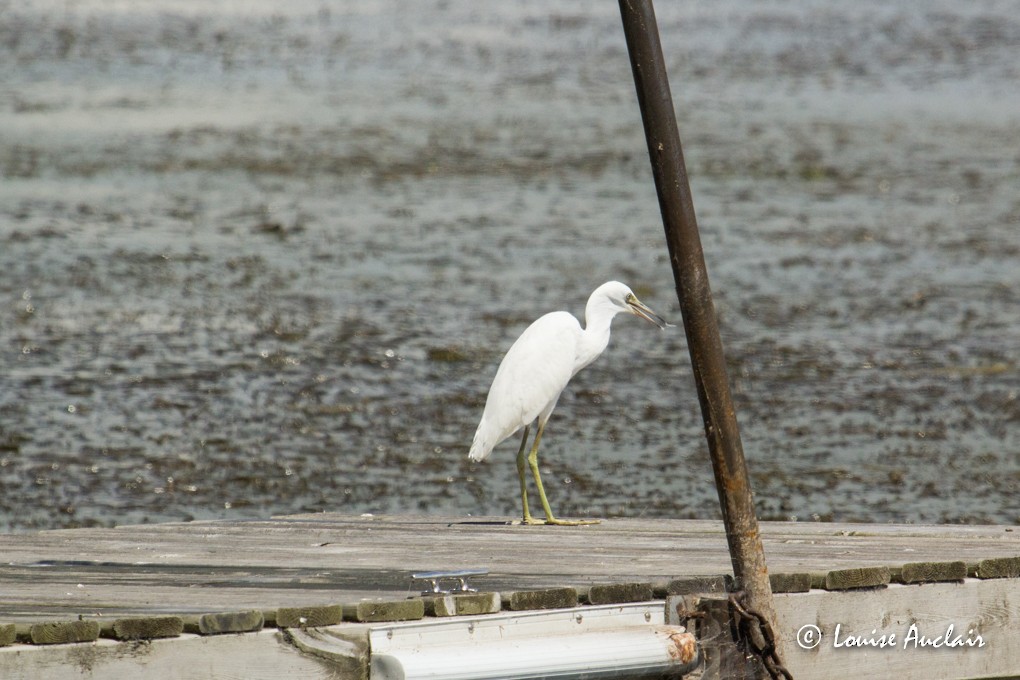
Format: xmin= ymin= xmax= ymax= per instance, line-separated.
xmin=2 ymin=0 xmax=1019 ymax=531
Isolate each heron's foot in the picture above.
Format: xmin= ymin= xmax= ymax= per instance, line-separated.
xmin=541 ymin=516 xmax=601 ymax=526
xmin=521 ymin=514 xmax=547 ymax=525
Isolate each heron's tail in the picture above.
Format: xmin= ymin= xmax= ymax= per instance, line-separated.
xmin=468 ymin=421 xmax=497 ymax=462
xmin=467 ymin=432 xmax=492 ymax=462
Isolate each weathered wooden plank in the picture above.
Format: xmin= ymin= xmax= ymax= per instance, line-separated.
xmin=504 ymin=587 xmax=578 ymax=611
xmin=342 ymin=599 xmax=424 ymax=623
xmin=898 ymin=560 xmax=968 ymax=584
xmin=103 ymin=616 xmax=184 ymax=641
xmin=0 ymin=562 xmax=407 ymax=624
xmin=584 ymin=582 xmax=655 ymax=605
xmin=0 ymin=624 xmax=15 ymax=647
xmin=23 ymin=620 xmax=100 ymax=645
xmin=770 ymin=572 xmax=812 ymax=593
xmin=774 ymin=579 xmax=1020 ymax=680
xmin=975 ymin=556 xmax=1020 ymax=579
xmin=1 ymin=515 xmax=1020 ymax=626
xmin=3 ymin=516 xmax=1017 ymax=589
xmin=663 ymin=575 xmax=731 ymax=596
xmin=424 ymin=592 xmax=501 ymax=617
xmin=275 ymin=605 xmax=345 ymax=628
xmin=185 ymin=610 xmax=264 ymax=635
xmin=812 ymin=566 xmax=891 ymax=590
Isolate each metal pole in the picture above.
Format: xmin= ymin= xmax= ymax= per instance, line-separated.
xmin=617 ymin=0 xmax=783 ymax=667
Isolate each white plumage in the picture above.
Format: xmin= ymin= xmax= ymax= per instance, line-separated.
xmin=468 ymin=281 xmax=670 ymax=525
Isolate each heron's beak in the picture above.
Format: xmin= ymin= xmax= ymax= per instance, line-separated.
xmin=627 ymin=295 xmax=673 ymax=329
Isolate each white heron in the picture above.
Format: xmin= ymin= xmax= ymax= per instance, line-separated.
xmin=468 ymin=281 xmax=671 ymax=525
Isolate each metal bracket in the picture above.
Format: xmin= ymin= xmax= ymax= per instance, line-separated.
xmin=411 ymin=569 xmax=488 ymax=596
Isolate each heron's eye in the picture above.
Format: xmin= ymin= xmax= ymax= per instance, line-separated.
xmin=625 ymin=294 xmax=635 ymax=304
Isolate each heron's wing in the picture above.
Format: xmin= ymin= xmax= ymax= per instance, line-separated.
xmin=470 ymin=312 xmax=579 ymax=458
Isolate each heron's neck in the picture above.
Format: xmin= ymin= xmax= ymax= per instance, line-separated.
xmin=576 ymin=307 xmax=617 ymax=373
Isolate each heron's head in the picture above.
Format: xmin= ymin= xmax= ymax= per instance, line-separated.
xmin=593 ymin=281 xmax=672 ymax=329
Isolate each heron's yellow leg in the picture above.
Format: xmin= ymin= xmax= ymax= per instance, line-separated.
xmin=515 ymin=425 xmax=540 ymax=525
xmin=527 ymin=422 xmax=600 ymax=526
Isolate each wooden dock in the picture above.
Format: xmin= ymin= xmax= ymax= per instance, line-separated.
xmin=2 ymin=514 xmax=1020 ymax=679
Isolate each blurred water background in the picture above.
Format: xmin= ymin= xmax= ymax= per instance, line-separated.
xmin=1 ymin=0 xmax=1019 ymax=531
